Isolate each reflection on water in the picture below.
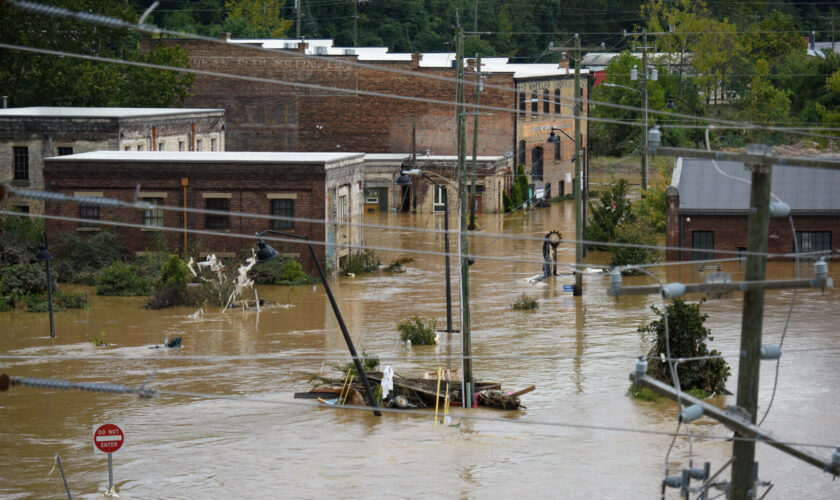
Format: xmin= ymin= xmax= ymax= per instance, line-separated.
xmin=1 ymin=201 xmax=838 ymax=498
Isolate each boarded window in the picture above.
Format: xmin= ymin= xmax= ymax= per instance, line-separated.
xmin=270 ymin=198 xmax=294 ymax=230
xmin=205 ymin=198 xmax=230 ymax=229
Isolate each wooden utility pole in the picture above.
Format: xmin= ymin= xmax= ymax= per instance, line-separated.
xmin=296 ymin=0 xmax=301 ymax=39
xmin=641 ymin=29 xmax=649 ymax=191
xmin=731 ymin=144 xmax=774 ymax=499
xmin=469 ymin=53 xmax=481 ymax=231
xmin=573 ymin=34 xmax=583 ymax=296
xmin=455 ymin=27 xmax=474 ymax=407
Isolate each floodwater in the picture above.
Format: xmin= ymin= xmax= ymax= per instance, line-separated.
xmin=2 ymin=201 xmax=839 ymax=498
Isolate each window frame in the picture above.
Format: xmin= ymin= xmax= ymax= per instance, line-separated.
xmin=204 ymin=197 xmax=230 ymax=230
xmin=13 ymin=146 xmax=29 ymax=180
xmin=79 ymin=204 xmax=100 ymax=228
xmin=142 ymin=197 xmax=165 ymax=228
xmin=57 ymin=146 xmax=74 ymax=156
xmin=691 ymin=230 xmax=715 ymax=261
xmin=543 ymin=89 xmax=550 ymax=114
xmin=795 ymin=231 xmax=831 ymax=258
xmin=270 ymin=198 xmax=295 ymax=230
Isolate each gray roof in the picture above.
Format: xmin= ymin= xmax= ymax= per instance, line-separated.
xmin=673 ymin=157 xmax=840 ymax=214
xmin=0 ymin=107 xmax=224 ymax=118
xmin=46 ymin=151 xmax=364 ymax=164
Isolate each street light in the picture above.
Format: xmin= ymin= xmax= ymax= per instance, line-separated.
xmin=630 ymin=64 xmax=657 ymax=190
xmin=254 ymin=229 xmax=382 ymax=417
xmin=395 ymin=168 xmax=454 ymax=335
xmin=34 ymin=232 xmax=55 ymax=338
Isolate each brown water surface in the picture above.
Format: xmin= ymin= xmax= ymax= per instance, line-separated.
xmin=2 ymin=201 xmax=839 ymax=498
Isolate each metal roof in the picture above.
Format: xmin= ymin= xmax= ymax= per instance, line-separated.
xmin=45 ymin=151 xmax=364 ymax=164
xmin=673 ymin=157 xmax=840 ymax=213
xmin=0 ymin=107 xmax=224 ymax=118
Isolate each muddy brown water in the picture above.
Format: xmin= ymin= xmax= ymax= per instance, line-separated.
xmin=2 ymin=201 xmax=839 ymax=498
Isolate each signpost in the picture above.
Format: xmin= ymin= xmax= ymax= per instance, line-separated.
xmin=93 ymin=423 xmax=123 ymax=496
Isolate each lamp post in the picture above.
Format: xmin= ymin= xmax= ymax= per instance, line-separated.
xmin=254 ymin=230 xmax=381 ymax=417
xmin=395 ymin=168 xmax=453 ymax=334
xmin=34 ymin=231 xmax=55 ymax=338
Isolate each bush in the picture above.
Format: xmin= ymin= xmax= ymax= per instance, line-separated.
xmin=1 ymin=262 xmax=52 ymax=297
xmin=332 ymin=351 xmax=380 ymax=378
xmin=96 ymin=261 xmax=152 ymax=296
xmin=147 ymin=255 xmax=191 ymax=309
xmin=383 ymin=257 xmax=412 ymax=273
xmin=502 ymin=189 xmax=513 ymax=212
xmin=586 ymin=179 xmax=634 ymax=250
xmin=638 ymin=299 xmax=730 ymax=395
xmin=634 ymin=183 xmax=667 ymax=233
xmin=251 ymin=256 xmax=315 ymax=285
xmin=511 ymin=293 xmax=539 ymax=310
xmin=51 ymin=230 xmax=123 ymax=283
xmin=341 ymin=250 xmax=381 ymax=275
xmin=25 ymin=292 xmax=87 ymax=312
xmin=398 ymin=315 xmax=437 ymax=345
xmin=610 ymin=219 xmax=662 ymax=273
xmin=0 ymin=215 xmax=44 ymax=268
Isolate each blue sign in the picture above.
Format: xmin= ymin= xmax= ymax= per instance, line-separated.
xmin=562 ymin=284 xmax=575 ymax=292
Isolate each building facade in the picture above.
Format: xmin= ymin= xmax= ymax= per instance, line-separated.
xmin=665 ymin=157 xmax=840 ymax=261
xmin=0 ymin=107 xmax=225 ymax=214
xmin=43 ymin=151 xmax=364 ymax=271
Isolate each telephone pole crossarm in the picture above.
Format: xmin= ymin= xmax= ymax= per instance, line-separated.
xmin=629 ymin=373 xmax=840 ymax=476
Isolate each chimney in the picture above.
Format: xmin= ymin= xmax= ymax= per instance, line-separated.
xmin=219 ymin=32 xmax=231 ymax=42
xmin=297 ymin=42 xmax=309 ymax=54
xmin=411 ymin=52 xmax=423 ymax=69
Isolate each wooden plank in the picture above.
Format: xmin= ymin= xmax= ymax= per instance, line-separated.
xmin=508 ymin=385 xmax=536 ymax=398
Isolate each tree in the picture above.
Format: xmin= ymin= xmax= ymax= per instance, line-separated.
xmin=742 ymin=58 xmax=791 ymax=141
xmin=585 ymin=179 xmax=633 ymax=248
xmin=223 ymin=0 xmax=293 ymax=38
xmin=0 ymin=0 xmax=195 ymax=108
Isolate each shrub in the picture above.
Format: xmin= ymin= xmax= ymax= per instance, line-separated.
xmin=511 ymin=293 xmax=539 ymax=310
xmin=251 ymin=256 xmax=314 ymax=285
xmin=586 ymin=179 xmax=634 ymax=249
xmin=25 ymin=292 xmax=87 ymax=312
xmin=384 ymin=257 xmax=412 ymax=273
xmin=341 ymin=250 xmax=380 ymax=275
xmin=147 ymin=255 xmax=191 ymax=309
xmin=51 ymin=230 xmax=123 ymax=283
xmin=634 ymin=183 xmax=667 ymax=233
xmin=398 ymin=315 xmax=437 ymax=345
xmin=332 ymin=351 xmax=380 ymax=377
xmin=0 ymin=215 xmax=44 ymax=268
xmin=1 ymin=262 xmax=51 ymax=297
xmin=638 ymin=299 xmax=730 ymax=395
xmin=610 ymin=219 xmax=662 ymax=273
xmin=96 ymin=261 xmax=151 ymax=296
xmin=502 ymin=189 xmax=513 ymax=212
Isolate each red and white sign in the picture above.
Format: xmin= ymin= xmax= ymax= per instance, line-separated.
xmin=93 ymin=423 xmax=124 ymax=454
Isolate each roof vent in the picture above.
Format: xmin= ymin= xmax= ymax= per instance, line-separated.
xmin=284 ymin=42 xmax=296 ymax=49
xmin=315 ymin=46 xmax=328 ymax=55
xmin=343 ymin=48 xmax=356 ymax=55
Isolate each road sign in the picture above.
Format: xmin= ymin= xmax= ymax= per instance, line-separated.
xmin=563 ymin=284 xmax=575 ymax=292
xmin=93 ymin=424 xmax=124 ymax=454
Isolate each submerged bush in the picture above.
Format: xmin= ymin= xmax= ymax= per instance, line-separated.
xmin=52 ymin=230 xmax=123 ymax=283
xmin=341 ymin=250 xmax=381 ymax=275
xmin=383 ymin=257 xmax=412 ymax=273
xmin=147 ymin=255 xmax=191 ymax=309
xmin=96 ymin=261 xmax=151 ymax=296
xmin=398 ymin=315 xmax=437 ymax=345
xmin=610 ymin=219 xmax=662 ymax=273
xmin=24 ymin=292 xmax=87 ymax=312
xmin=1 ymin=262 xmax=52 ymax=297
xmin=251 ymin=256 xmax=314 ymax=285
xmin=512 ymin=293 xmax=539 ymax=310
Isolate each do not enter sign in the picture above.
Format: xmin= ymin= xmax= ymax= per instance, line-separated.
xmin=93 ymin=423 xmax=124 ymax=454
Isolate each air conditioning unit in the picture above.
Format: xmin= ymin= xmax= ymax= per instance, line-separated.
xmin=343 ymin=49 xmax=356 ymax=55
xmin=284 ymin=42 xmax=296 ymax=49
xmin=315 ymin=46 xmax=328 ymax=55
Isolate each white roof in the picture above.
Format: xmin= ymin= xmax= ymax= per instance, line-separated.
xmin=416 ymin=155 xmax=506 ymax=162
xmin=0 ymin=107 xmax=224 ymax=118
xmin=46 ymin=151 xmax=364 ymax=164
xmin=364 ymin=153 xmax=410 ymax=161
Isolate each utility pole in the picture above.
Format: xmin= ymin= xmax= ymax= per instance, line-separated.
xmin=296 ymin=0 xmax=301 ymax=39
xmin=469 ymin=53 xmax=481 ymax=231
xmin=474 ymin=0 xmax=478 ymax=32
xmin=641 ymin=29 xmax=649 ymax=191
xmin=731 ymin=144 xmax=773 ymax=499
xmin=573 ymin=34 xmax=583 ymax=296
xmin=455 ymin=26 xmax=474 ymax=408
xmin=353 ymin=0 xmax=358 ymax=47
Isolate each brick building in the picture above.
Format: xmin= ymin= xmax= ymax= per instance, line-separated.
xmin=144 ymin=37 xmax=586 ymax=193
xmin=665 ymin=157 xmax=840 ymax=261
xmin=43 ymin=151 xmax=364 ymax=271
xmin=0 ymin=107 xmax=225 ymax=214
xmin=400 ymin=155 xmax=510 ymax=214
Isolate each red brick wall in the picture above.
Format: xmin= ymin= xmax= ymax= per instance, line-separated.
xmin=145 ymin=40 xmax=516 ymax=155
xmin=43 ymin=160 xmax=328 ymax=271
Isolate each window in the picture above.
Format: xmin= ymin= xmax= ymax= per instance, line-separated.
xmin=433 ymin=185 xmax=445 ymax=212
xmin=158 ymin=142 xmax=165 ymax=151
xmin=270 ymin=198 xmax=294 ymax=230
xmin=211 ymin=138 xmax=217 ymax=152
xmin=554 ymin=89 xmax=562 ymax=114
xmin=79 ymin=205 xmax=100 ymax=228
xmin=57 ymin=147 xmax=73 ymax=156
xmin=13 ymin=205 xmax=29 ymax=214
xmin=531 ymin=92 xmax=538 ymax=117
xmin=178 ymin=141 xmax=185 ymax=152
xmin=143 ymin=198 xmax=164 ymax=227
xmin=518 ymin=92 xmax=526 ymax=118
xmin=796 ymin=231 xmax=831 ymax=258
xmin=196 ymin=139 xmax=202 ymax=151
xmin=518 ymin=140 xmax=526 ymax=165
xmin=554 ymin=141 xmax=561 ymax=160
xmin=137 ymin=144 xmax=144 ymax=151
xmin=691 ymin=231 xmax=714 ymax=260
xmin=125 ymin=146 xmax=132 ymax=151
xmin=531 ymin=147 xmax=544 ymax=181
xmin=13 ymin=146 xmax=29 ymax=180
xmin=205 ymin=198 xmax=230 ymax=229
xmin=543 ymin=89 xmax=550 ymax=114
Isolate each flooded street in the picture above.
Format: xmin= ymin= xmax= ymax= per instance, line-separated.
xmin=2 ymin=200 xmax=839 ymax=498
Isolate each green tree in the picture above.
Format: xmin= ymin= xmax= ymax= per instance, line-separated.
xmin=585 ymin=179 xmax=633 ymax=249
xmin=610 ymin=219 xmax=661 ymax=272
xmin=224 ymin=0 xmax=293 ymax=38
xmin=742 ymin=58 xmax=791 ymax=141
